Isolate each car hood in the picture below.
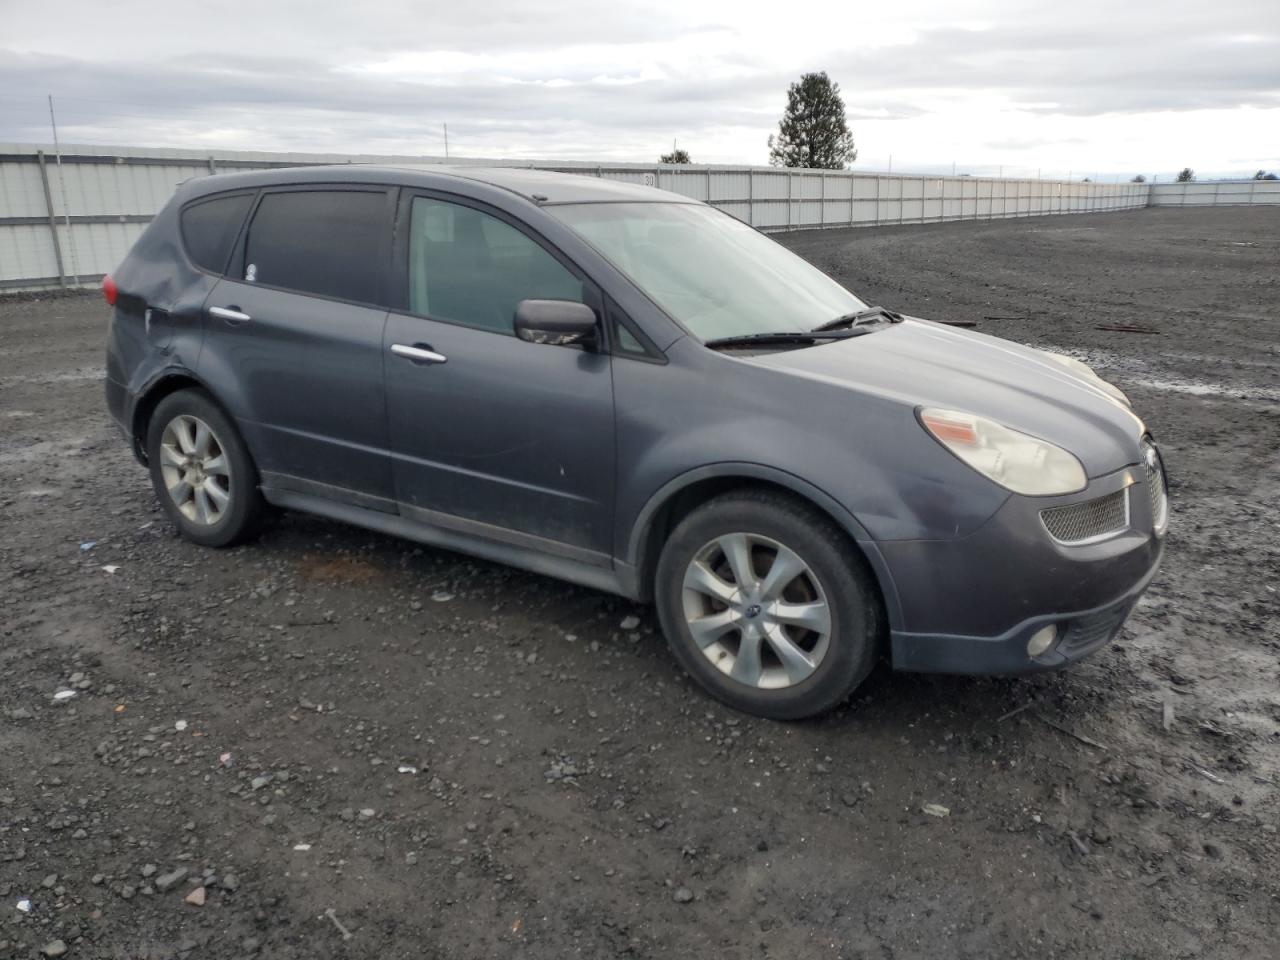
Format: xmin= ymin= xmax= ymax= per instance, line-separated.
xmin=745 ymin=318 xmax=1147 ymax=477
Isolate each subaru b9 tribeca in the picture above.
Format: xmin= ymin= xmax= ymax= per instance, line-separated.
xmin=104 ymin=166 xmax=1167 ymax=719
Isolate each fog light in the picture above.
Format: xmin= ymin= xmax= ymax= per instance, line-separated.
xmin=1027 ymin=624 xmax=1059 ymax=658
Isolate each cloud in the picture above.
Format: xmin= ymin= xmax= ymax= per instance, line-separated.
xmin=1 ymin=0 xmax=1277 ymax=174
xmin=0 ymin=48 xmax=784 ymax=153
xmin=826 ymin=21 xmax=1280 ymax=116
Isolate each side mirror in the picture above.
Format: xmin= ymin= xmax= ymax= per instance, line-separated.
xmin=513 ymin=299 xmax=598 ymax=348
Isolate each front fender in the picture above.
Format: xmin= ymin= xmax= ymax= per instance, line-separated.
xmin=623 ymin=461 xmax=905 ymax=633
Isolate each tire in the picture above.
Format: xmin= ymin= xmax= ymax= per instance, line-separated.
xmin=654 ymin=489 xmax=883 ymax=719
xmin=145 ymin=389 xmax=265 ymax=548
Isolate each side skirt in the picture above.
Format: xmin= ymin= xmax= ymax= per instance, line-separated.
xmin=260 ymin=486 xmax=642 ymax=601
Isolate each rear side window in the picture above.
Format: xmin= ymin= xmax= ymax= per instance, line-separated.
xmin=180 ymin=193 xmax=253 ymax=274
xmin=244 ymin=190 xmax=387 ymax=304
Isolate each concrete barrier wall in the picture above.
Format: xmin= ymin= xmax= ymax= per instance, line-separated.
xmin=1 ymin=143 xmax=1155 ymax=292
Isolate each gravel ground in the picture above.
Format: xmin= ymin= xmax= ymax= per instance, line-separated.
xmin=2 ymin=206 xmax=1277 ymax=960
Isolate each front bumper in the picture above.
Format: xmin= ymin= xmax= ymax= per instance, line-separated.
xmin=883 ymin=462 xmax=1165 ymax=675
xmin=890 ymin=544 xmax=1161 ymax=673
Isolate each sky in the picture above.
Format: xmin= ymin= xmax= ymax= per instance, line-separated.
xmin=1 ymin=0 xmax=1278 ymax=180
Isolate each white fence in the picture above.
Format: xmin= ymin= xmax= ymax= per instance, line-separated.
xmin=1148 ymin=179 xmax=1280 ymax=207
xmin=1 ymin=142 xmax=1155 ymax=292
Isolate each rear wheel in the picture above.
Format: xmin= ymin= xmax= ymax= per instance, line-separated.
xmin=654 ymin=490 xmax=882 ymax=719
xmin=146 ymin=389 xmax=264 ymax=547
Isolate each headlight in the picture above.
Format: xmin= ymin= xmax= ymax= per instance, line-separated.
xmin=1041 ymin=351 xmax=1130 ymax=406
xmin=920 ymin=408 xmax=1087 ymax=496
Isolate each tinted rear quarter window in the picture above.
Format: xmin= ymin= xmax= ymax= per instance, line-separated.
xmin=244 ymin=190 xmax=387 ymax=304
xmin=180 ymin=193 xmax=254 ymax=274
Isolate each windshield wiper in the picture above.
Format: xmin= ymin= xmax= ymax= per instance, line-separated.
xmin=811 ymin=305 xmax=904 ymax=333
xmin=704 ymin=328 xmax=878 ymax=350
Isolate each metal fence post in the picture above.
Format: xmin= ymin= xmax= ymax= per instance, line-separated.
xmin=35 ymin=150 xmax=68 ymax=290
xmin=207 ymin=156 xmax=217 ymax=175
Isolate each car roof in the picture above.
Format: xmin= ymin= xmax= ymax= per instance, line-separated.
xmin=183 ymin=164 xmax=698 ymax=206
xmin=388 ymin=165 xmax=692 ymax=204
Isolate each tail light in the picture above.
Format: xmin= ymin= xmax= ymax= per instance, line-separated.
xmin=102 ymin=274 xmax=118 ymax=306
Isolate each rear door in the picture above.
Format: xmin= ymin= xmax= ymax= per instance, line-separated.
xmin=383 ymin=192 xmax=616 ymax=561
xmin=198 ymin=186 xmax=397 ymax=508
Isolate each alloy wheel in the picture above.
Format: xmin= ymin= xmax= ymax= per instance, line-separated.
xmin=158 ymin=414 xmax=232 ymax=526
xmin=680 ymin=532 xmax=832 ymax=690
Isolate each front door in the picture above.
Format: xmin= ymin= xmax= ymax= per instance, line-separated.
xmin=383 ymin=194 xmax=616 ymax=562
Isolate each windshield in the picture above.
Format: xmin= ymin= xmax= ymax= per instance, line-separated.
xmin=548 ymin=202 xmax=867 ymax=342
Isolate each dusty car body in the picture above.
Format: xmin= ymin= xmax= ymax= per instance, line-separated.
xmin=105 ymin=165 xmax=1167 ymax=717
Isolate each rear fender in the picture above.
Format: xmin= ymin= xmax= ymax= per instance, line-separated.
xmin=125 ymin=366 xmax=219 ymax=464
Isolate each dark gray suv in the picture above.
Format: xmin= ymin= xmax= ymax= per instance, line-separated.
xmin=104 ymin=165 xmax=1166 ymax=718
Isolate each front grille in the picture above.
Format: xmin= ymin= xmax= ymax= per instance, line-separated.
xmin=1143 ymin=440 xmax=1169 ymax=533
xmin=1058 ymin=600 xmax=1134 ymax=656
xmin=1041 ymin=489 xmax=1129 ymax=545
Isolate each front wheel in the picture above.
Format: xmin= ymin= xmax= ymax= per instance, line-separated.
xmin=145 ymin=389 xmax=265 ymax=548
xmin=654 ymin=490 xmax=882 ymax=719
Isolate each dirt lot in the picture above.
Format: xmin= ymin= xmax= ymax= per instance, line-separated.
xmin=2 ymin=206 xmax=1277 ymax=960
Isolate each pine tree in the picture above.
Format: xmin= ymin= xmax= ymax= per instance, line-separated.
xmin=767 ymin=72 xmax=857 ymax=169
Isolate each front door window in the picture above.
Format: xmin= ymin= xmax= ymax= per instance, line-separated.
xmin=407 ymin=197 xmax=583 ymax=333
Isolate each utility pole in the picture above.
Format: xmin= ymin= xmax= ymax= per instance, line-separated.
xmin=443 ymin=123 xmax=449 ymax=159
xmin=47 ymin=94 xmax=80 ymax=285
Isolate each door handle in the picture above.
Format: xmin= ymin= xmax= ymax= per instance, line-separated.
xmin=210 ymin=306 xmax=252 ymax=324
xmin=391 ymin=343 xmax=447 ymax=365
